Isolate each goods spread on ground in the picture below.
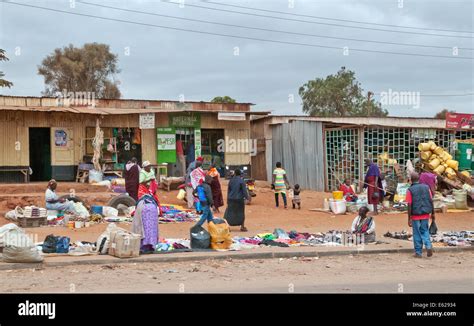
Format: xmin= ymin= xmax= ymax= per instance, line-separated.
xmin=384 ymin=230 xmax=473 ymax=247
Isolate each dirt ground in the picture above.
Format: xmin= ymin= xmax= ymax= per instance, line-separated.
xmin=0 ymin=181 xmax=473 ymax=244
xmin=0 ymin=251 xmax=472 ymax=293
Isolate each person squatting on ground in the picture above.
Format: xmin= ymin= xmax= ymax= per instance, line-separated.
xmin=351 ymin=206 xmax=376 ymax=243
xmin=194 ymin=175 xmax=215 ymax=227
xmin=407 ymin=172 xmax=434 ymax=258
xmin=292 ymin=184 xmax=302 ymax=209
xmin=272 ymin=162 xmax=290 ymax=209
xmin=45 ymin=179 xmax=77 ymax=214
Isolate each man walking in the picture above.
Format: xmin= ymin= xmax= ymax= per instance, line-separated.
xmin=406 ymin=172 xmax=434 ymax=258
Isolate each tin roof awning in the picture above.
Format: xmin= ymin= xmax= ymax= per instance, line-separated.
xmin=0 ymin=105 xmax=270 ymax=116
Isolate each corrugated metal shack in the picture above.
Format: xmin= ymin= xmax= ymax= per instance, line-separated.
xmin=0 ymin=96 xmax=267 ymax=183
xmin=251 ymin=115 xmax=474 ymax=192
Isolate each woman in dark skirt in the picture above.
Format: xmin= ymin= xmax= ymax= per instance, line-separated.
xmin=208 ymin=165 xmax=224 ymax=213
xmin=224 ymin=169 xmax=250 ymax=232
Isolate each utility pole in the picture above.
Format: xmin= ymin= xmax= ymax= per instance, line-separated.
xmin=367 ymin=91 xmax=373 ymax=117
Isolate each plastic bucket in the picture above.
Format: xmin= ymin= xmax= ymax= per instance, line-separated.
xmin=329 ymin=199 xmax=346 ymax=214
xmin=332 ymin=191 xmax=344 ymax=200
xmin=67 ymin=221 xmax=75 ymax=229
xmin=91 ymin=205 xmax=103 ymax=215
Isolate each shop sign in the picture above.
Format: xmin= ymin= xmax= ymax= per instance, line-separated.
xmin=157 ymin=128 xmax=176 ymax=150
xmin=139 ymin=113 xmax=155 ymax=129
xmin=169 ymin=112 xmax=201 ymax=128
xmin=446 ymin=113 xmax=474 ymax=130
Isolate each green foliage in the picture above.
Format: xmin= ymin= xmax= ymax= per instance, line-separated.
xmin=434 ymin=108 xmax=455 ymax=119
xmin=211 ymin=96 xmax=237 ymax=104
xmin=0 ymin=49 xmax=13 ymax=88
xmin=299 ymin=67 xmax=388 ymax=117
xmin=38 ymin=43 xmax=121 ymax=98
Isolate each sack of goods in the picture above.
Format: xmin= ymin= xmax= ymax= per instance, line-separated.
xmin=42 ymin=234 xmax=71 ymax=254
xmin=190 ymin=225 xmax=211 ymax=249
xmin=108 ymin=230 xmax=141 ymax=258
xmin=208 ymin=219 xmax=232 ymax=250
xmin=0 ymin=223 xmax=43 ymax=263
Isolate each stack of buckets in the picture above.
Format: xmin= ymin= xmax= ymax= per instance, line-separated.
xmin=329 ymin=191 xmax=346 ymax=214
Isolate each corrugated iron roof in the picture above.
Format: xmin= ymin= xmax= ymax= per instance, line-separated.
xmin=0 ymin=105 xmax=269 ymax=115
xmin=260 ymin=115 xmax=447 ymax=129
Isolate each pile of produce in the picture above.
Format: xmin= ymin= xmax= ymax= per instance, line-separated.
xmin=418 ymin=141 xmax=468 ymax=180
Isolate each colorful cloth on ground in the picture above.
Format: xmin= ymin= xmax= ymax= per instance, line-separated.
xmin=273 ymin=168 xmax=287 ymax=193
xmin=124 ymin=163 xmax=139 ymax=201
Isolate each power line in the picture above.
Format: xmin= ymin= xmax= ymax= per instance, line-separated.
xmin=162 ymin=0 xmax=474 ymax=39
xmin=204 ymin=0 xmax=474 ymax=34
xmin=77 ymin=1 xmax=473 ymax=51
xmin=2 ymin=1 xmax=473 ymax=60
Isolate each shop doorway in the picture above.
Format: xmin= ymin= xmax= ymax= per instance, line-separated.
xmin=202 ymin=129 xmax=225 ymax=175
xmin=176 ymin=128 xmax=195 ymax=168
xmin=29 ymin=127 xmax=52 ymax=181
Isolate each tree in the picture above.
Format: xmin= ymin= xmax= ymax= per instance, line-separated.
xmin=211 ymin=96 xmax=236 ymax=104
xmin=434 ymin=109 xmax=455 ymax=119
xmin=38 ymin=43 xmax=121 ymax=98
xmin=299 ymin=67 xmax=388 ymax=117
xmin=0 ymin=49 xmax=13 ymax=88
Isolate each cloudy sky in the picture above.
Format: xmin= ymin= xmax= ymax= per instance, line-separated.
xmin=0 ymin=0 xmax=473 ymax=116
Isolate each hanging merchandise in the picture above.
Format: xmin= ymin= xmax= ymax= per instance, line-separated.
xmin=133 ymin=128 xmax=141 ymax=144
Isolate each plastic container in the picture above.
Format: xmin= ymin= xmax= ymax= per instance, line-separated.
xmin=428 ymin=158 xmax=441 ymax=170
xmin=456 ymin=143 xmax=473 ymax=170
xmin=332 ymin=191 xmax=344 ymax=200
xmin=446 ymin=159 xmax=459 ymax=171
xmin=91 ymin=205 xmax=103 ymax=215
xmin=433 ymin=146 xmax=444 ymax=155
xmin=433 ymin=165 xmax=445 ymax=175
xmin=418 ymin=143 xmax=431 ymax=151
xmin=420 ymin=151 xmax=432 ymax=161
xmin=329 ymin=199 xmax=346 ymax=215
xmin=177 ymin=189 xmax=186 ymax=200
xmin=67 ymin=221 xmax=75 ymax=229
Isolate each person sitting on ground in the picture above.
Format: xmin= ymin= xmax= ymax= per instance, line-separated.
xmin=292 ymin=184 xmax=302 ymax=209
xmin=45 ymin=179 xmax=77 ymax=213
xmin=339 ymin=178 xmax=358 ymax=202
xmin=194 ymin=175 xmax=215 ymax=227
xmin=351 ymin=206 xmax=376 ymax=243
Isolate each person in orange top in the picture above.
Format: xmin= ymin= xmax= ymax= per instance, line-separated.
xmin=339 ymin=178 xmax=358 ymax=202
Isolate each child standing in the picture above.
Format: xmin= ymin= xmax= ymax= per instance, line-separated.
xmin=292 ymin=184 xmax=302 ymax=209
xmin=194 ymin=175 xmax=214 ymax=226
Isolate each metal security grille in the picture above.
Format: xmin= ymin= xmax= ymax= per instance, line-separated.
xmin=325 ymin=128 xmax=360 ymax=191
xmin=363 ymin=127 xmax=456 ymax=177
xmin=455 ymin=130 xmax=474 ymax=140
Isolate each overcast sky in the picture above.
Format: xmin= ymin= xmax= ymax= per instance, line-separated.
xmin=0 ymin=0 xmax=473 ymax=116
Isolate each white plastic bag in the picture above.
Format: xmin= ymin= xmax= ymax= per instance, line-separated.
xmin=3 ymin=245 xmax=44 ymax=263
xmin=102 ymin=206 xmax=119 ymax=217
xmin=73 ymin=202 xmax=90 ymax=218
xmin=1 ymin=224 xmax=43 ymax=263
xmin=5 ymin=210 xmax=17 ymax=221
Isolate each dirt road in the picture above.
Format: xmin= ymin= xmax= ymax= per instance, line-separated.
xmin=1 ymin=181 xmax=472 ymax=244
xmin=1 ymin=251 xmax=472 ymax=293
